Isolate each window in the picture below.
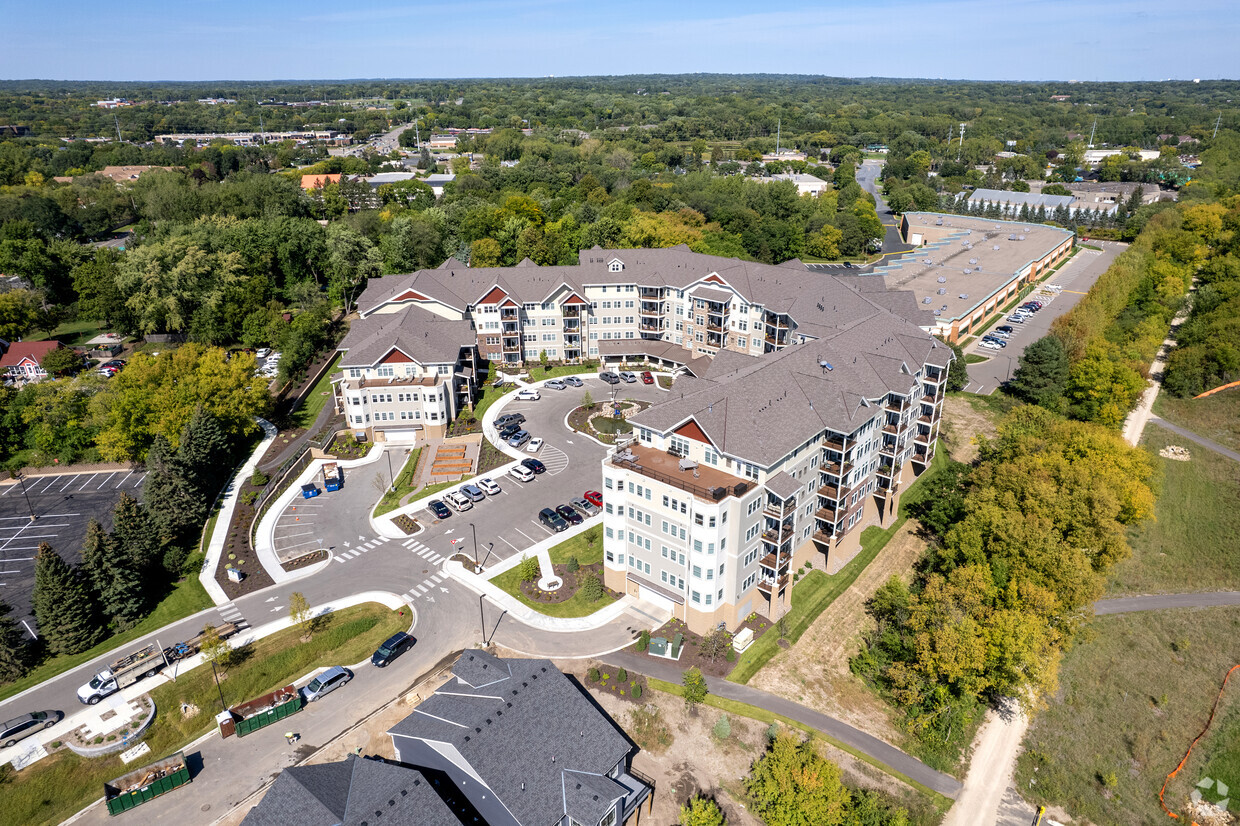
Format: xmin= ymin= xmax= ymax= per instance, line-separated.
xmin=705 ymin=593 xmax=712 ymax=606
xmin=376 ymin=366 xmax=394 ymax=378
xmin=691 ymin=591 xmax=701 ymax=604
xmin=605 ymin=527 xmax=614 ymax=539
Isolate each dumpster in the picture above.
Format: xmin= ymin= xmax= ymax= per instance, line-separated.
xmin=222 ymin=685 xmax=302 ymax=738
xmin=104 ymin=752 xmax=191 ymax=816
xmin=300 ymin=483 xmax=319 ymax=499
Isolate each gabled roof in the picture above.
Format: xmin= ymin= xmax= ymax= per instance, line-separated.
xmin=241 ymin=754 xmax=462 ymax=826
xmin=0 ymin=340 xmax=60 ymax=370
xmin=388 ymin=652 xmax=632 ymax=826
xmin=337 ymin=305 xmax=472 ymax=368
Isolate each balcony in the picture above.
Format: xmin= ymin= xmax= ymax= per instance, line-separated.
xmin=762 ymin=524 xmax=794 ymax=545
xmin=922 ymin=392 xmax=940 ymax=404
xmin=821 ymin=461 xmax=853 ymax=477
xmin=882 ymin=422 xmax=899 ymax=436
xmin=912 ymin=447 xmax=933 ymax=465
xmin=877 ymin=463 xmax=895 ymax=479
xmin=609 ymin=443 xmax=750 ymax=503
xmin=501 ymin=309 xmax=518 ymax=321
xmin=501 ymin=338 xmax=521 ymax=352
xmin=502 ymin=322 xmax=520 ymax=334
xmin=815 ymin=506 xmax=840 ymax=522
xmin=812 ymin=529 xmax=835 ymax=546
xmin=706 ymin=304 xmax=729 ymax=317
xmin=878 ymin=442 xmax=897 ymax=459
xmin=639 ymin=304 xmax=664 ymax=317
xmin=764 ymin=333 xmax=789 ymax=346
xmin=705 ymin=318 xmax=723 ymax=332
xmin=885 ymin=398 xmax=909 ymax=413
xmin=639 ymin=287 xmax=662 ymax=299
xmin=759 ymin=552 xmax=789 ymax=572
xmin=822 ymin=435 xmax=846 ymax=451
xmin=763 ymin=313 xmax=790 ymax=329
xmin=563 ymin=318 xmax=580 ymax=331
xmin=817 ymin=483 xmax=850 ymax=501
xmin=706 ymin=333 xmax=725 ymax=347
xmin=914 ymin=429 xmax=933 ymax=445
xmin=757 ymin=574 xmax=789 ymax=596
xmin=763 ymin=501 xmax=792 ymax=520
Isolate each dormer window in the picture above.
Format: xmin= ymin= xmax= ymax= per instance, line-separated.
xmin=608 ymin=259 xmax=624 ymax=272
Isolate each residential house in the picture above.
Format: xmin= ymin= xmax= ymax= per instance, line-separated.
xmin=0 ymin=341 xmax=64 ymax=383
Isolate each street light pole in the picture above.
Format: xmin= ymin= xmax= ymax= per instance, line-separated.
xmin=15 ymin=472 xmax=35 ymax=522
xmin=210 ymin=660 xmax=227 ymax=714
xmin=469 ymin=522 xmax=479 ymax=570
xmin=385 ymin=447 xmax=395 ymax=491
xmin=478 ymin=592 xmax=487 ymax=646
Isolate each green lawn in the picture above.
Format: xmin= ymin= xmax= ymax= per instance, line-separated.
xmin=728 ymin=451 xmax=947 ymax=684
xmin=1105 ymin=422 xmax=1240 ymax=595
xmin=1154 ymin=390 xmax=1240 ymax=453
xmin=1016 ymin=606 xmax=1240 ymax=826
xmin=470 ymin=362 xmax=600 ymax=424
xmin=0 ymin=575 xmax=213 ymax=704
xmin=548 ymin=525 xmax=603 ymax=566
xmin=32 ymin=318 xmax=112 ymax=346
xmin=489 ymin=528 xmax=613 ymax=619
xmin=290 ymin=354 xmax=341 ymax=430
xmin=964 ymin=354 xmax=989 ymax=364
xmin=5 ymin=603 xmax=404 ymax=826
xmin=373 ymin=447 xmax=422 ymax=516
xmin=647 ymin=677 xmax=953 ymax=822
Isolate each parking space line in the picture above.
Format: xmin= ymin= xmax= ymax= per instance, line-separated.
xmin=132 ymin=473 xmax=145 ymax=487
xmin=116 ymin=470 xmax=134 ymax=488
xmin=275 ymin=537 xmax=319 ymax=550
xmin=77 ymin=473 xmax=102 ymax=491
xmin=279 ymin=530 xmax=315 ymax=539
xmin=499 ymin=536 xmax=521 ymax=552
xmin=97 ymin=472 xmax=117 ymax=490
xmin=515 ymin=528 xmax=535 ymax=543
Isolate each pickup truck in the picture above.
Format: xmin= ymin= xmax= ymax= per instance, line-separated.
xmin=78 ymin=644 xmax=168 ymax=705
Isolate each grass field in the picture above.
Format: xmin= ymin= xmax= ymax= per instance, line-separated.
xmin=5 ymin=602 xmax=404 ymax=826
xmin=32 ymin=318 xmax=111 ymax=346
xmin=289 ymin=353 xmax=341 ymax=430
xmin=1154 ymin=390 xmax=1240 ymax=453
xmin=0 ymin=576 xmax=213 ymax=704
xmin=373 ymin=447 xmax=422 ymax=516
xmin=1105 ymin=423 xmax=1240 ymax=595
xmin=1016 ymin=605 xmax=1240 ymax=826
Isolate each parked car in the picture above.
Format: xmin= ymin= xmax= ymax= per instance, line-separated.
xmin=101 ymin=359 xmax=125 ymax=372
xmin=459 ymin=483 xmax=485 ymax=502
xmin=571 ymin=496 xmax=600 ymax=517
xmin=544 ymin=379 xmax=567 ymax=391
xmin=989 ymin=328 xmax=1011 ymax=339
xmin=495 ymin=413 xmax=525 ymax=428
xmin=563 ymin=375 xmax=584 ymax=387
xmin=1007 ymin=314 xmax=1028 ymax=323
xmin=428 ymin=500 xmax=452 ymax=519
xmin=555 ymin=503 xmax=584 ymax=526
xmin=499 ymin=423 xmax=522 ymax=440
xmin=445 ymin=491 xmax=473 ymax=512
xmin=618 ymin=371 xmax=638 ymax=383
xmin=599 ymin=371 xmax=620 ymax=384
xmin=1 ymin=710 xmax=61 ymax=748
xmin=527 ymin=437 xmax=544 ymax=453
xmin=508 ymin=464 xmax=535 ymax=483
xmin=995 ymin=325 xmax=1014 ymax=336
xmin=979 ymin=340 xmax=1003 ymax=350
xmin=301 ymin=666 xmax=351 ymax=702
xmin=255 ymin=348 xmax=271 ymax=359
xmin=515 ymin=388 xmax=541 ymax=401
xmin=583 ymin=490 xmax=603 ymax=507
xmin=507 ymin=430 xmax=531 ymax=448
xmin=370 ymin=632 xmax=414 ymax=668
xmin=522 ymin=458 xmax=546 ymax=474
xmin=477 ymin=477 xmax=501 ymax=496
xmin=538 ymin=507 xmax=569 ymax=532
xmin=982 ymin=336 xmax=1007 ymax=348
xmin=640 ymin=371 xmax=654 ymax=385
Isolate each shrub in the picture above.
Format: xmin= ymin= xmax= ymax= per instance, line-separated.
xmin=632 ymin=683 xmax=643 ymax=699
xmin=587 ymin=667 xmax=600 ymax=682
xmin=518 ymin=555 xmax=541 ymax=583
xmin=250 ymin=470 xmax=270 ymax=486
xmin=618 ymin=667 xmax=628 ymax=681
xmin=566 ymin=556 xmax=580 ymax=573
xmin=240 ymin=490 xmax=258 ymax=506
xmin=579 ymin=571 xmax=604 ymax=602
xmin=725 ymin=647 xmax=736 ymax=662
xmin=636 ymin=629 xmax=651 ymax=651
xmin=712 ymin=714 xmax=732 ymax=740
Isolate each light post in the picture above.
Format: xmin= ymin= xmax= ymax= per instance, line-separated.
xmin=385 ymin=447 xmax=395 ymax=491
xmin=469 ymin=522 xmax=478 ymax=569
xmin=478 ymin=593 xmax=487 ymax=645
xmin=210 ymin=660 xmax=227 ymax=714
xmin=14 ymin=471 xmax=35 ymax=522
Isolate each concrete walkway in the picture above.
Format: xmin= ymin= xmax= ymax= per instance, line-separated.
xmin=1095 ymin=590 xmax=1240 ymax=615
xmin=600 ymin=650 xmax=962 ymax=799
xmin=199 ymin=418 xmax=278 ymax=605
xmin=1148 ymin=415 xmax=1240 ymax=463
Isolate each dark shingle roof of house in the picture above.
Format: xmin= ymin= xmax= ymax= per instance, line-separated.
xmin=563 ymin=770 xmax=628 ymax=825
xmin=337 ymin=304 xmax=472 ymax=367
xmin=387 ymin=651 xmax=632 ymax=826
xmin=241 ymin=755 xmax=462 ymax=826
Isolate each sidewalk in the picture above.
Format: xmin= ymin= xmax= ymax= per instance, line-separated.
xmin=599 ymin=650 xmax=963 ymax=800
xmin=1148 ymin=415 xmax=1240 ymax=463
xmin=199 ymin=418 xmax=278 ymax=605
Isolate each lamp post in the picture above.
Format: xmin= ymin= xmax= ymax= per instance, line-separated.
xmin=469 ymin=522 xmax=478 ymax=570
xmin=210 ymin=660 xmax=227 ymax=714
xmin=14 ymin=471 xmax=35 ymax=523
xmin=385 ymin=447 xmax=395 ymax=491
xmin=478 ymin=592 xmax=487 ymax=645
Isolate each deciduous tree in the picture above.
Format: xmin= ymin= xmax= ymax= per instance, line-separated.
xmin=679 ymin=796 xmax=726 ymax=826
xmin=682 ymin=666 xmax=708 ymax=712
xmin=746 ymin=732 xmax=849 ymax=826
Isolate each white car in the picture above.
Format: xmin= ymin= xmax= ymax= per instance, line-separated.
xmin=527 ymin=437 xmax=544 ymax=453
xmin=477 ymin=477 xmax=501 ymax=496
xmin=255 ymin=347 xmax=271 ymax=359
xmin=979 ymin=340 xmax=1003 ymax=350
xmin=515 ymin=388 xmax=541 ymax=401
xmin=508 ymin=465 xmax=535 ymax=483
xmin=445 ymin=491 xmax=473 ymax=512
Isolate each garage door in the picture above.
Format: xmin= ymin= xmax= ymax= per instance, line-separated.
xmin=377 ymin=429 xmax=420 ymax=444
xmin=638 ymin=586 xmax=677 ymax=615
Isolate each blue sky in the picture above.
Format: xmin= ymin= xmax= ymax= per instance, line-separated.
xmin=2 ymin=0 xmax=1236 ymax=82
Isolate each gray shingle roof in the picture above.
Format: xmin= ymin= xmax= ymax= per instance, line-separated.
xmin=563 ymin=770 xmax=628 ymax=825
xmin=388 ymin=654 xmax=632 ymax=826
xmin=763 ymin=471 xmax=803 ymax=500
xmin=338 ymin=304 xmax=473 ymax=367
xmin=242 ymin=755 xmax=462 ymax=826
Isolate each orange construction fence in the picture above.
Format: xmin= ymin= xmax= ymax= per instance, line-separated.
xmin=1159 ymin=663 xmax=1240 ymax=823
xmin=1194 ymin=380 xmax=1240 ymax=399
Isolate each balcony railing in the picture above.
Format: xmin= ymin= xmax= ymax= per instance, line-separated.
xmin=762 ymin=525 xmax=793 ymax=545
xmin=501 ymin=309 xmax=518 ymax=320
xmin=815 ymin=506 xmax=840 ymax=522
xmin=885 ymin=398 xmax=909 ymax=413
xmin=822 ymin=436 xmax=846 ymax=451
xmin=822 ymin=461 xmax=853 ymax=477
xmin=609 ymin=455 xmax=749 ymax=502
xmin=759 ymin=552 xmax=788 ymax=572
xmin=757 ymin=574 xmax=789 ymax=595
xmin=812 ymin=529 xmax=835 ymax=546
xmin=817 ymin=483 xmax=849 ymax=501
xmin=562 ymin=306 xmax=580 ymax=318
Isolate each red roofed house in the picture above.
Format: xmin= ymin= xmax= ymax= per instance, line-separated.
xmin=300 ymin=174 xmax=342 ymax=190
xmin=0 ymin=341 xmax=63 ymax=382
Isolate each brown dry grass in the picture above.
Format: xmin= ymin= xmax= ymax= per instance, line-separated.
xmin=747 ymin=521 xmax=929 ymax=744
xmin=940 ymin=395 xmax=1000 ymax=464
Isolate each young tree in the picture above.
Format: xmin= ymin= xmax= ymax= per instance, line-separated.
xmin=579 ymin=571 xmax=604 ymax=602
xmin=0 ymin=600 xmax=30 ymax=684
xmin=39 ymin=345 xmax=84 ymax=378
xmin=945 ymin=342 xmax=969 ymax=392
xmin=79 ymin=518 xmax=147 ymax=629
xmin=518 ymin=555 xmax=541 ymax=583
xmin=198 ymin=623 xmax=232 ymax=681
xmin=679 ymin=796 xmax=726 ymax=826
xmin=581 ymin=389 xmax=594 ymax=410
xmin=682 ymin=666 xmax=708 ymax=713
xmin=32 ymin=543 xmax=103 ymax=655
xmin=539 ymin=349 xmax=550 ymax=371
xmin=289 ymin=592 xmax=313 ymax=641
xmin=700 ymin=628 xmax=733 ymax=663
xmin=746 ymin=732 xmax=849 ymax=826
xmin=1008 ymin=335 xmax=1069 ymax=408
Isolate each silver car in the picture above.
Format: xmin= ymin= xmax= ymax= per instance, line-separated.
xmin=571 ymin=497 xmax=600 ymax=517
xmin=301 ymin=667 xmax=351 ymax=702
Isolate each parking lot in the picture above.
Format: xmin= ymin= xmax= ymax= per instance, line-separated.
xmin=0 ymin=468 xmax=147 ymax=637
xmin=961 ymin=243 xmax=1123 ymax=394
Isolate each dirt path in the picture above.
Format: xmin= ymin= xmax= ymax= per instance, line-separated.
xmin=749 ymin=521 xmax=928 ymax=743
xmin=942 ymin=703 xmax=1030 ymax=826
xmin=940 ymin=395 xmax=998 ymax=464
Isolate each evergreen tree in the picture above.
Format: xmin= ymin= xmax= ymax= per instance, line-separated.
xmin=80 ymin=518 xmax=148 ymax=629
xmin=111 ymin=493 xmax=161 ymax=576
xmin=143 ymin=434 xmax=205 ymax=548
xmin=0 ymin=600 xmax=30 ymax=684
xmin=177 ymin=407 xmax=233 ymax=494
xmin=946 ymin=342 xmax=969 ymax=392
xmin=1008 ymin=335 xmax=1070 ymax=408
xmin=32 ymin=544 xmax=103 ymax=655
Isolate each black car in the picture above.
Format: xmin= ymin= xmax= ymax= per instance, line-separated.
xmin=539 ymin=507 xmax=569 ymax=532
xmin=599 ymin=371 xmax=620 ymax=384
xmin=428 ymin=500 xmax=452 ymax=519
xmin=995 ymin=325 xmax=1014 ymax=335
xmin=371 ymin=632 xmax=414 ymax=668
xmin=522 ymin=458 xmax=546 ymax=474
xmin=499 ymin=423 xmax=522 ymax=439
xmin=555 ymin=503 xmax=584 ymax=526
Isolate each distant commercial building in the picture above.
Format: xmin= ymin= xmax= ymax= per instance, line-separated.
xmin=759 ymin=172 xmax=829 ymax=196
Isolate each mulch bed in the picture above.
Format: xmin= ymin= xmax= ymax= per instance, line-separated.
xmin=393 ymin=514 xmax=420 ymax=534
xmin=517 ymin=562 xmax=622 ymax=604
xmin=476 ymin=437 xmax=509 ymax=474
xmin=583 ymin=665 xmax=649 ymax=704
xmin=632 ymin=614 xmax=772 ymax=679
xmin=281 ymin=549 xmax=326 ymax=572
xmin=214 ymin=473 xmax=275 ymax=599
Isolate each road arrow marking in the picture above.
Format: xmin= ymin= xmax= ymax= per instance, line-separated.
xmin=440 ymin=587 xmax=449 ymax=593
xmin=265 ymin=597 xmax=278 ymax=602
xmin=270 ymin=606 xmax=283 ymax=612
xmin=425 ymin=596 xmax=434 ymax=603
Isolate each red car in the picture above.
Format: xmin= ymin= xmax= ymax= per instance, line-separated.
xmin=583 ymin=490 xmax=603 ymax=507
xmin=640 ymin=371 xmax=654 ymax=384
